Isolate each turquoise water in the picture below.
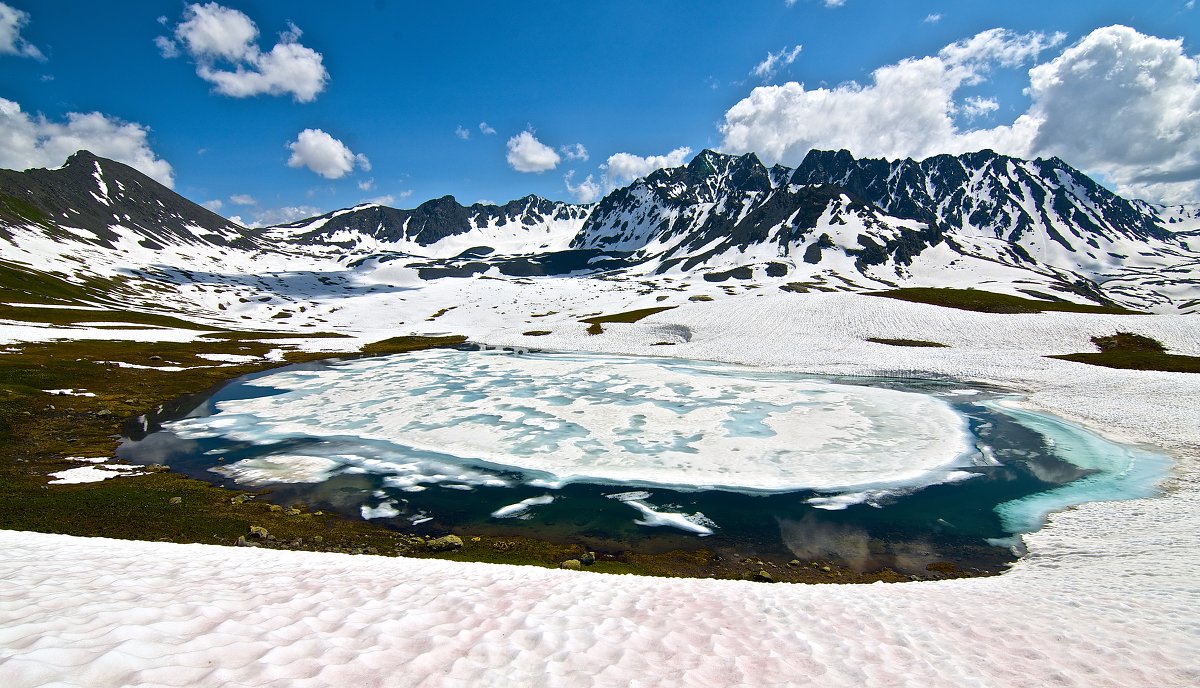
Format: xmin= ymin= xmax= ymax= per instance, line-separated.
xmin=118 ymin=349 xmax=1170 ymax=574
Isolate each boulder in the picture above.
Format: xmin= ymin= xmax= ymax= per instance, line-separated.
xmin=425 ymin=534 xmax=463 ymax=552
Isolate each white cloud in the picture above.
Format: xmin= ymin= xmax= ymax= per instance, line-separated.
xmin=364 ymin=194 xmax=394 ymax=206
xmin=286 ymin=128 xmax=369 ymax=179
xmin=506 ymin=130 xmax=560 ymax=173
xmin=479 ymin=121 xmax=496 ymax=135
xmin=560 ymin=143 xmax=589 ymax=161
xmin=154 ymin=35 xmax=180 ymax=59
xmin=455 ymin=125 xmax=470 ymax=140
xmin=0 ymin=2 xmax=44 ymax=60
xmin=1023 ymin=26 xmax=1200 ymax=203
xmin=564 ymin=170 xmax=601 ymax=203
xmin=200 ymin=199 xmax=223 ymax=212
xmin=357 ymin=177 xmax=375 ymax=191
xmin=924 ymin=13 xmax=943 ymax=24
xmin=160 ymin=3 xmax=328 ymax=102
xmin=229 ymin=193 xmax=256 ymax=205
xmin=235 ymin=204 xmax=321 ymax=227
xmin=752 ymin=45 xmax=802 ymax=81
xmin=824 ymin=0 xmax=846 ymax=6
xmin=720 ymin=25 xmax=1200 ymax=203
xmin=0 ymin=97 xmax=174 ymax=186
xmin=719 ymin=29 xmax=1062 ymax=165
xmin=960 ymin=96 xmax=998 ymax=119
xmin=602 ymin=147 xmax=693 ymax=189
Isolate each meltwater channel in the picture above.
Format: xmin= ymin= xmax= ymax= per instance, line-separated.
xmin=119 ymin=348 xmax=1169 ymax=573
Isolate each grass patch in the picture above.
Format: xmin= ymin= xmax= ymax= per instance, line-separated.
xmin=579 ymin=305 xmax=676 ymax=325
xmin=359 ymin=334 xmax=467 ymax=355
xmin=574 ymin=303 xmax=681 ymax=337
xmin=0 ymin=261 xmax=95 ymax=304
xmin=867 ymin=287 xmax=1139 ymax=315
xmin=0 ymin=324 xmax=993 ymax=583
xmin=866 ymin=337 xmax=948 ymax=348
xmin=0 ymin=303 xmax=218 ymax=330
xmin=1048 ymin=332 xmax=1200 ymax=373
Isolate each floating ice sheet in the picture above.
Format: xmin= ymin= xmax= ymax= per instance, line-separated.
xmin=169 ymin=350 xmax=979 ymax=495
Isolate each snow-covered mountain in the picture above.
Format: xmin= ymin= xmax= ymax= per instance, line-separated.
xmin=1 ymin=148 xmax=1198 ymax=315
xmin=0 ymin=150 xmax=255 ymax=251
xmin=266 ymin=194 xmax=591 ymax=259
xmin=567 ymin=149 xmax=1200 ymax=309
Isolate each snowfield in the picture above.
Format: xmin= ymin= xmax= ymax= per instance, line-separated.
xmin=1 ymin=287 xmax=1198 ymax=687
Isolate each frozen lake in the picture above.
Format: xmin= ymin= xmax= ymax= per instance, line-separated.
xmin=119 ymin=348 xmax=1168 ymax=573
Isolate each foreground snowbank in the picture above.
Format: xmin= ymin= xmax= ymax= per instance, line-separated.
xmin=1 ymin=290 xmax=1197 ymax=687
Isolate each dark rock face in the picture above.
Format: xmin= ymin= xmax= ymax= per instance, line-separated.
xmin=0 ymin=150 xmax=256 ymax=250
xmin=790 ymin=148 xmax=1173 ymax=247
xmin=279 ymin=194 xmax=590 ymax=247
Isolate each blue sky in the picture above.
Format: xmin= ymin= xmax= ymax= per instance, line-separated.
xmin=1 ymin=1 xmax=1198 ymax=223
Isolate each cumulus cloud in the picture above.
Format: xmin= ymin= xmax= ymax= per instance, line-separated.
xmin=1023 ymin=26 xmax=1200 ymax=203
xmin=924 ymin=13 xmax=943 ymax=24
xmin=562 ymin=146 xmax=693 ymax=202
xmin=602 ymin=147 xmax=693 ymax=189
xmin=752 ymin=45 xmax=802 ymax=81
xmin=479 ymin=121 xmax=496 ymax=135
xmin=0 ymin=97 xmax=174 ymax=186
xmin=506 ymin=130 xmax=560 ymax=172
xmin=961 ymin=96 xmax=998 ymax=119
xmin=560 ymin=143 xmax=589 ymax=161
xmin=356 ymin=178 xmax=374 ymax=191
xmin=200 ymin=199 xmax=223 ymax=212
xmin=286 ymin=128 xmax=369 ymax=179
xmin=455 ymin=125 xmax=470 ymax=140
xmin=229 ymin=193 xmax=256 ymax=205
xmin=0 ymin=2 xmax=43 ymax=60
xmin=721 ymin=25 xmax=1200 ymax=203
xmin=719 ymin=30 xmax=1053 ymax=164
xmin=232 ymin=204 xmax=321 ymax=227
xmin=158 ymin=3 xmax=328 ymax=102
xmin=564 ymin=170 xmax=601 ymax=203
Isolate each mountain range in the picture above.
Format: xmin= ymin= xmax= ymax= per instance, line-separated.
xmin=2 ymin=147 xmax=1198 ymax=316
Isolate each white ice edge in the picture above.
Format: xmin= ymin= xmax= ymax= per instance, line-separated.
xmin=167 ymin=349 xmax=980 ymax=495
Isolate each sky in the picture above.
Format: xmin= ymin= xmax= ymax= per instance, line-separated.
xmin=1 ymin=1 xmax=1198 ymax=226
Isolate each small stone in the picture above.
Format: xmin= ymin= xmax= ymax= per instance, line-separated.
xmin=269 ymin=504 xmax=283 ymax=512
xmin=470 ymin=536 xmax=481 ymax=543
xmin=821 ymin=565 xmax=832 ymax=572
xmin=149 ymin=355 xmax=162 ymax=361
xmin=312 ymin=535 xmax=324 ymax=543
xmin=249 ymin=525 xmax=269 ymax=539
xmin=753 ymin=570 xmax=774 ymax=583
xmin=235 ymin=535 xmax=249 ymax=547
xmin=579 ymin=551 xmax=596 ymax=565
xmin=285 ymin=508 xmax=301 ymax=516
xmin=425 ymin=534 xmax=463 ymax=552
xmin=96 ymin=409 xmax=114 ymax=418
xmin=168 ymin=497 xmax=182 ymax=505
xmin=560 ymin=559 xmax=582 ymax=570
xmin=788 ymin=559 xmax=801 ymax=567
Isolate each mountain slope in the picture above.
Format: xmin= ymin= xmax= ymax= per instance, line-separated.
xmin=267 ymin=194 xmax=591 ymax=258
xmin=562 ymin=149 xmax=1199 ymax=310
xmin=0 ymin=150 xmax=255 ymax=251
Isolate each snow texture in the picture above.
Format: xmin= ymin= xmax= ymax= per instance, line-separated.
xmin=1 ymin=291 xmax=1198 ymax=686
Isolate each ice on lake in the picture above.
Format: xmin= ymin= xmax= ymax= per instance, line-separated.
xmin=169 ymin=349 xmax=979 ymax=495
